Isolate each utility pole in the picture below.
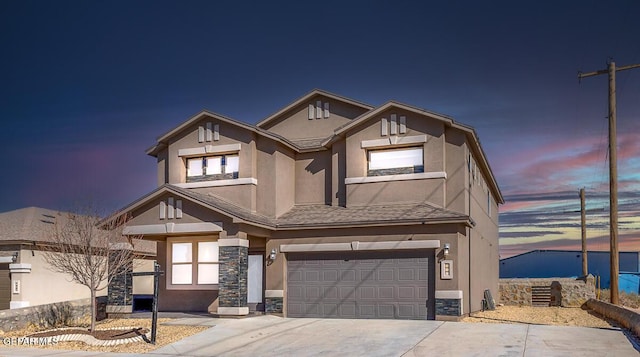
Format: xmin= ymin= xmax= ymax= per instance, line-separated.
xmin=579 ymin=60 xmax=640 ymax=305
xmin=580 ymin=188 xmax=587 ymax=277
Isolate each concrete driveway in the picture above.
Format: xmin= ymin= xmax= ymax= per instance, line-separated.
xmin=148 ymin=315 xmax=639 ymax=357
xmin=1 ymin=315 xmax=638 ymax=356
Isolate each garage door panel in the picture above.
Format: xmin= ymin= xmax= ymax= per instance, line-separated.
xmin=287 ymin=250 xmax=435 ymax=319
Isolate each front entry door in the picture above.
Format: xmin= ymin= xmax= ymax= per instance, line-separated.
xmin=247 ymin=254 xmax=263 ymax=311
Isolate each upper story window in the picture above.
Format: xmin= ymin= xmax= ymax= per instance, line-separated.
xmin=187 ymin=154 xmax=239 ymax=182
xmin=368 ymin=147 xmax=424 ymax=176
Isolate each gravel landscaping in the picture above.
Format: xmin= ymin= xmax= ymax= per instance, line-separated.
xmin=1 ymin=318 xmax=209 ymax=353
xmin=463 ymin=305 xmax=615 ymax=328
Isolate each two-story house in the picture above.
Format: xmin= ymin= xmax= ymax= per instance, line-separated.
xmin=108 ymin=89 xmax=503 ymax=320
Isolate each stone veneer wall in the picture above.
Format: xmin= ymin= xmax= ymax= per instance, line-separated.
xmin=265 ymin=297 xmax=283 ymax=313
xmin=107 ymin=251 xmax=133 ymax=309
xmin=436 ymin=298 xmax=461 ymax=316
xmin=0 ymin=297 xmax=107 ymax=332
xmin=499 ymin=276 xmax=595 ymax=307
xmin=219 ymin=245 xmax=248 ymax=308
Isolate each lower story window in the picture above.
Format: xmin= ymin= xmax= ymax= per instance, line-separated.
xmin=169 ymin=239 xmax=219 ymax=289
xmin=368 ymin=146 xmax=424 ymax=176
xmin=187 ymin=154 xmax=239 ymax=182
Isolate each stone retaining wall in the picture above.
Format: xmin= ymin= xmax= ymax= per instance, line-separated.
xmin=585 ymin=299 xmax=640 ymax=337
xmin=499 ymin=276 xmax=595 ymax=307
xmin=0 ymin=297 xmax=107 ymax=332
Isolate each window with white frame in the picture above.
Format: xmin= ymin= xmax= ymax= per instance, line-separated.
xmin=367 ymin=146 xmax=424 ymax=176
xmin=169 ymin=239 xmax=219 ymax=289
xmin=186 ymin=154 xmax=239 ymax=181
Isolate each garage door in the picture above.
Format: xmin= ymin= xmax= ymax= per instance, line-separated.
xmin=287 ymin=250 xmax=435 ymax=319
xmin=0 ymin=264 xmax=10 ymax=310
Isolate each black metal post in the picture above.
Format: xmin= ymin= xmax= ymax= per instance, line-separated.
xmin=151 ymin=261 xmax=160 ymax=344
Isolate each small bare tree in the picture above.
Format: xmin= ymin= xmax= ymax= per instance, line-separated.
xmin=41 ymin=208 xmax=140 ymax=331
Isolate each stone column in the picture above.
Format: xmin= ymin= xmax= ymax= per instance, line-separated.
xmin=218 ymin=237 xmax=249 ymax=316
xmin=106 ymin=244 xmax=133 ymax=316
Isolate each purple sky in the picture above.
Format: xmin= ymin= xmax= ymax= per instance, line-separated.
xmin=1 ymin=1 xmax=639 ymax=257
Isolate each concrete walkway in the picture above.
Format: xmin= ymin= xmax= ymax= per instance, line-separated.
xmin=0 ymin=315 xmax=638 ymax=356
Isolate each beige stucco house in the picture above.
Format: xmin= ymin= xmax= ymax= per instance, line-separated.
xmin=0 ymin=207 xmax=155 ymax=311
xmin=110 ymin=89 xmax=503 ymax=320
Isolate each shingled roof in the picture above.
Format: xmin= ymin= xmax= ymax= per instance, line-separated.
xmin=0 ymin=207 xmax=156 ymax=255
xmin=167 ymin=185 xmax=469 ymax=229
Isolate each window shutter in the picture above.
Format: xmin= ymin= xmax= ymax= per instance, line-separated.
xmin=390 ymin=114 xmax=397 ymax=135
xmin=206 ymin=122 xmax=213 ymax=142
xmin=381 ymin=118 xmax=388 ymax=136
xmin=168 ymin=197 xmax=175 ymax=219
xmin=399 ymin=116 xmax=407 ymax=134
xmin=176 ymin=200 xmax=183 ymax=219
xmin=159 ymin=201 xmax=166 ymax=220
xmin=308 ymin=104 xmax=314 ymax=120
xmin=198 ymin=126 xmax=205 ymax=143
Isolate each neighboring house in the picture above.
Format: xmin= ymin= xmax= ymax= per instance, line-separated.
xmin=108 ymin=89 xmax=503 ymax=320
xmin=0 ymin=207 xmax=155 ymax=310
xmin=499 ymin=249 xmax=640 ymax=289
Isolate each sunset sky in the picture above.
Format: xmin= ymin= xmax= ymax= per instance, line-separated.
xmin=1 ymin=1 xmax=639 ymax=258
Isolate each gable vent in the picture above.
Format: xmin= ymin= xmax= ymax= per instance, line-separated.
xmin=308 ymin=100 xmax=331 ymax=119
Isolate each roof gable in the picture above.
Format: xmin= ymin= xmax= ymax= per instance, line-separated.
xmin=256 ymin=89 xmax=373 ymax=129
xmin=330 ymin=101 xmax=504 ymax=204
xmin=146 ymin=110 xmax=300 ymax=157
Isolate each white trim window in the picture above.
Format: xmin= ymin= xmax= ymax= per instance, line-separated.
xmin=168 ymin=238 xmax=219 ymax=289
xmin=368 ymin=146 xmax=424 ymax=176
xmin=186 ymin=154 xmax=239 ymax=181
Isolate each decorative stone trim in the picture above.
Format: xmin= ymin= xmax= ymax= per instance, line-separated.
xmin=345 ymin=172 xmax=447 ymax=185
xmin=9 ymin=263 xmax=32 ymax=274
xmin=280 ymin=240 xmax=440 ymax=253
xmin=106 ymin=305 xmax=133 ymax=314
xmin=174 ymin=177 xmax=257 ymax=189
xmin=123 ymin=222 xmax=223 ymax=235
xmin=218 ymin=239 xmax=250 ymax=248
xmin=265 ymin=290 xmax=284 ymax=298
xmin=217 ymin=307 xmax=249 ymax=316
xmin=10 ymin=301 xmax=29 ymax=309
xmin=31 ymin=326 xmax=149 ymax=346
xmin=178 ymin=143 xmax=242 ymax=157
xmin=361 ymin=135 xmax=427 ymax=149
xmin=435 ymin=290 xmax=464 ymax=316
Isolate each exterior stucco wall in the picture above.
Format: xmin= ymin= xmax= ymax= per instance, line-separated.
xmin=467 ymin=145 xmax=500 ymax=313
xmin=275 ymin=149 xmax=295 ymax=217
xmin=295 ymin=151 xmax=331 ymax=205
xmin=342 ymin=109 xmax=447 ymax=207
xmin=14 ymin=249 xmax=106 ymax=308
xmin=444 ymin=128 xmax=467 ymax=213
xmin=261 ymin=95 xmax=368 ymax=140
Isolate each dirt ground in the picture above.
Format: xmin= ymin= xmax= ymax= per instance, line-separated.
xmin=462 ymin=305 xmax=614 ymax=328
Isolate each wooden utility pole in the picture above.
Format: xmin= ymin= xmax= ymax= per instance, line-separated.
xmin=580 ymin=188 xmax=587 ymax=277
xmin=579 ymin=60 xmax=640 ymax=305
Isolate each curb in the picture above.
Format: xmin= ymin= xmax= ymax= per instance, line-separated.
xmin=585 ymin=299 xmax=640 ymax=337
